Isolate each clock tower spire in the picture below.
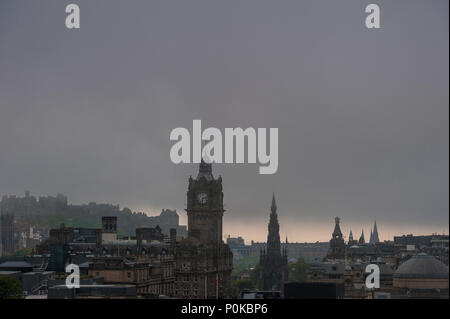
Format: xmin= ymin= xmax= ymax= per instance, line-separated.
xmin=186 ymin=161 xmax=224 ymax=245
xmin=174 ymin=162 xmax=233 ymax=299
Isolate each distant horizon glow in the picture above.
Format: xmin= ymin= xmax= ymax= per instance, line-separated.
xmin=1 ymin=191 xmax=447 ymax=244
xmin=132 ymin=204 xmax=449 ymax=243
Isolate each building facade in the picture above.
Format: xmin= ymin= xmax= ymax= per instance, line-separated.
xmin=174 ymin=161 xmax=233 ymax=299
xmin=1 ymin=212 xmax=16 ymax=256
xmin=326 ymin=217 xmax=346 ymax=260
xmin=88 ymin=255 xmax=175 ymax=296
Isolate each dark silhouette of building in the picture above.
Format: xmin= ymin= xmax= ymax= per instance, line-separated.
xmin=284 ymin=282 xmax=345 ymax=299
xmin=174 ymin=161 xmax=233 ymax=298
xmin=348 ymin=229 xmax=356 ymax=245
xmin=394 ymin=234 xmax=448 ymax=247
xmin=147 ymin=209 xmax=187 ymax=238
xmin=358 ymin=229 xmax=365 ymax=245
xmin=47 ymin=244 xmax=70 ymax=272
xmin=259 ymin=194 xmax=288 ymax=291
xmin=369 ymin=221 xmax=380 ymax=245
xmin=1 ymin=212 xmax=16 ymax=256
xmin=101 ymin=216 xmax=117 ymax=242
xmin=326 ymin=217 xmax=346 ymax=260
xmin=88 ymin=254 xmax=175 ymax=296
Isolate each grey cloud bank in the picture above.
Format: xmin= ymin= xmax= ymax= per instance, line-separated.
xmin=0 ymin=0 xmax=448 ymax=241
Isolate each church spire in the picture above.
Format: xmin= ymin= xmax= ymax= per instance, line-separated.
xmin=271 ymin=192 xmax=277 ymax=214
xmin=349 ymin=229 xmax=354 ymax=244
xmin=370 ymin=220 xmax=380 ymax=244
xmin=260 ymin=193 xmax=288 ymax=291
xmin=266 ymin=193 xmax=281 ymax=257
xmin=358 ymin=229 xmax=365 ymax=245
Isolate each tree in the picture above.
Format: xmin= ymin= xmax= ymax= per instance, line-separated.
xmin=249 ymin=263 xmax=260 ymax=287
xmin=0 ymin=276 xmax=22 ymax=299
xmin=12 ymin=247 xmax=33 ymax=257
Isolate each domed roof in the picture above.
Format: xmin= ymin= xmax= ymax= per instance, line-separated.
xmin=394 ymin=253 xmax=449 ymax=279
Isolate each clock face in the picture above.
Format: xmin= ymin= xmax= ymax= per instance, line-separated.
xmin=197 ymin=192 xmax=208 ymax=205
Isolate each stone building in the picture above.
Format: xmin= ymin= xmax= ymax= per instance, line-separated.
xmin=37 ymin=218 xmax=171 ymax=257
xmin=306 ymin=260 xmax=396 ymax=298
xmin=101 ymin=216 xmax=118 ymax=242
xmin=147 ymin=209 xmax=188 ymax=238
xmin=326 ymin=217 xmax=346 ymax=260
xmin=259 ymin=194 xmax=288 ymax=291
xmin=226 ymin=236 xmax=251 ymax=262
xmin=173 ymin=161 xmax=233 ymax=299
xmin=1 ymin=212 xmax=16 ymax=256
xmin=88 ymin=254 xmax=175 ymax=296
xmin=249 ymin=241 xmax=329 ymax=262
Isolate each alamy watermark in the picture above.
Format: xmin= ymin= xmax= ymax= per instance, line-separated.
xmin=169 ymin=120 xmax=279 ymax=174
xmin=365 ymin=264 xmax=380 ymax=289
xmin=65 ymin=264 xmax=80 ymax=289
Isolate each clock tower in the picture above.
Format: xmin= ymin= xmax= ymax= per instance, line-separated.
xmin=186 ymin=160 xmax=224 ymax=245
xmin=174 ymin=161 xmax=233 ymax=299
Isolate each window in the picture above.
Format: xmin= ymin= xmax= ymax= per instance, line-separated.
xmin=127 ymin=272 xmax=132 ymax=278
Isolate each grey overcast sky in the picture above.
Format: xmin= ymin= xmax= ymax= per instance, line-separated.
xmin=0 ymin=0 xmax=448 ymax=242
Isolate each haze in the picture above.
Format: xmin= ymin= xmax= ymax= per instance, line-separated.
xmin=0 ymin=0 xmax=448 ymax=242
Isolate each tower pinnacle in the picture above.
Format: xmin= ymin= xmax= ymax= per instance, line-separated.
xmin=197 ymin=159 xmax=214 ymax=181
xmin=271 ymin=193 xmax=277 ymax=213
xmin=370 ymin=220 xmax=380 ymax=244
xmin=332 ymin=216 xmax=343 ymax=239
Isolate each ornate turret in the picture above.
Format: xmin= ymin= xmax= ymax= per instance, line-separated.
xmin=348 ymin=230 xmax=354 ymax=245
xmin=332 ymin=217 xmax=343 ymax=239
xmin=326 ymin=217 xmax=346 ymax=260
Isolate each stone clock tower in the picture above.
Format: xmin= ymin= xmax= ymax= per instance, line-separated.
xmin=174 ymin=161 xmax=233 ymax=299
xmin=186 ymin=160 xmax=224 ymax=245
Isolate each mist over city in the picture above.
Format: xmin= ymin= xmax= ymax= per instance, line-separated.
xmin=0 ymin=0 xmax=448 ymax=302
